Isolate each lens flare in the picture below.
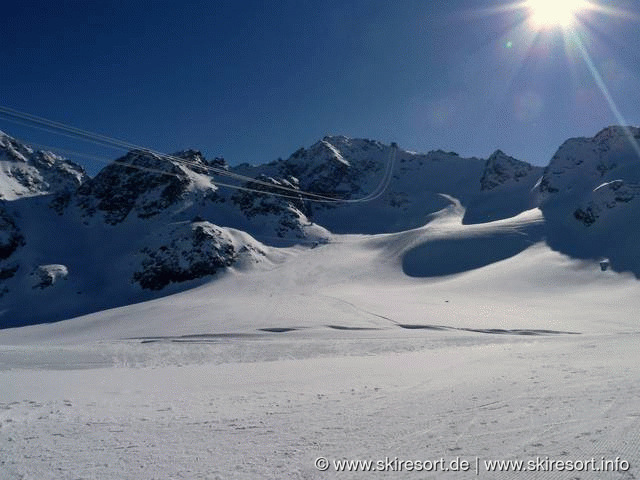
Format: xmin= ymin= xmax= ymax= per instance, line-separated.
xmin=527 ymin=0 xmax=587 ymax=29
xmin=468 ymin=0 xmax=639 ymax=155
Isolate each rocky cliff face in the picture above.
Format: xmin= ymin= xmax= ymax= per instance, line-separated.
xmin=480 ymin=150 xmax=540 ymax=191
xmin=462 ymin=150 xmax=543 ymax=224
xmin=0 ymin=203 xmax=23 ymax=261
xmin=573 ymin=179 xmax=640 ymax=226
xmin=133 ymin=221 xmax=266 ymax=290
xmin=538 ymin=126 xmax=640 ymax=223
xmin=268 ymin=137 xmax=488 ymax=234
xmin=76 ymin=149 xmax=213 ymax=224
xmin=0 ymin=202 xmax=23 ymax=296
xmin=538 ymin=126 xmax=640 ymax=197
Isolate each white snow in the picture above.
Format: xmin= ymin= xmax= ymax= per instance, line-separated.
xmin=2 ymin=333 xmax=638 ymax=479
xmin=1 ymin=202 xmax=639 ymax=479
xmin=30 ymin=264 xmax=69 ymax=289
xmin=0 ymin=161 xmax=39 ymax=200
xmin=321 ymin=139 xmax=350 ymax=166
xmin=0 ymin=135 xmax=86 ymax=200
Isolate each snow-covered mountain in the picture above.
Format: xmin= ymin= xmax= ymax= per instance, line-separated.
xmin=0 ymin=130 xmax=87 ymax=200
xmin=538 ymin=126 xmax=640 ymax=273
xmin=463 ymin=149 xmax=543 ymax=224
xmin=237 ymin=136 xmax=488 ymax=233
xmin=1 ymin=126 xmax=640 ymax=328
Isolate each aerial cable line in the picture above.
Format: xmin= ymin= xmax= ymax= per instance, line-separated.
xmin=0 ymin=107 xmax=341 ymax=200
xmin=0 ymin=105 xmax=396 ymax=204
xmin=0 ymin=107 xmax=396 ymax=203
xmin=17 ymin=140 xmax=348 ymax=203
xmin=0 ymin=106 xmax=144 ymax=151
xmin=0 ymin=104 xmax=303 ymax=186
xmin=0 ymin=105 xmax=396 ymax=203
xmin=21 ymin=137 xmax=396 ymax=204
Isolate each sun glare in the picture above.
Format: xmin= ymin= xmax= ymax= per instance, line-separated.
xmin=527 ymin=0 xmax=587 ymax=29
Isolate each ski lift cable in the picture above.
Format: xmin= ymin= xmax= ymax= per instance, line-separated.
xmin=16 ymin=136 xmax=393 ymax=206
xmin=0 ymin=111 xmax=349 ymax=202
xmin=16 ymin=139 xmax=351 ymax=203
xmin=0 ymin=115 xmax=131 ymax=153
xmin=0 ymin=107 xmax=319 ymax=197
xmin=0 ymin=105 xmax=396 ymax=204
xmin=0 ymin=105 xmax=396 ymax=203
xmin=0 ymin=106 xmax=396 ymax=204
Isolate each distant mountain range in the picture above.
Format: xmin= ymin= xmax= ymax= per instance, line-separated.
xmin=2 ymin=126 xmax=640 ymax=328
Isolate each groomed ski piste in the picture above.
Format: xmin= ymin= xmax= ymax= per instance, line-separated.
xmin=1 ymin=200 xmax=639 ymax=479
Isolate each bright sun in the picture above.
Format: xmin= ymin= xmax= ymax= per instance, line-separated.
xmin=527 ymin=0 xmax=587 ymax=29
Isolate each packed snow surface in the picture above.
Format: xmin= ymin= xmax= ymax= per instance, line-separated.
xmin=1 ymin=204 xmax=639 ymax=479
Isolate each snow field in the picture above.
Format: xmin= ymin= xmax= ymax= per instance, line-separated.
xmin=1 ymin=331 xmax=638 ymax=479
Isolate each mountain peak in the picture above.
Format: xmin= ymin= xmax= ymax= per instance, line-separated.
xmin=0 ymin=131 xmax=34 ymax=163
xmin=76 ymin=149 xmax=211 ymax=224
xmin=171 ymin=149 xmax=206 ymax=165
xmin=480 ymin=150 xmax=537 ymax=191
xmin=539 ymin=125 xmax=640 ymax=197
xmin=593 ymin=125 xmax=640 ymax=143
xmin=0 ymin=132 xmax=87 ymax=200
xmin=322 ymin=134 xmax=350 ymax=144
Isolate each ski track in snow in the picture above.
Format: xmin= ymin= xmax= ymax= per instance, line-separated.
xmin=1 ymin=330 xmax=639 ymax=479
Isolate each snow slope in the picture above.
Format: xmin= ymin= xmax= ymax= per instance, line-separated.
xmin=1 ymin=202 xmax=639 ymax=479
xmin=0 ymin=142 xmax=328 ymax=328
xmin=2 ymin=126 xmax=640 ymax=478
xmin=2 ymin=332 xmax=639 ymax=480
xmin=2 ymin=201 xmax=637 ymax=343
xmin=0 ymin=133 xmax=497 ymax=328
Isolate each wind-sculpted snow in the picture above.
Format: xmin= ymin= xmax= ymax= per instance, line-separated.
xmin=401 ymin=204 xmax=546 ymax=278
xmin=403 ymin=229 xmax=542 ymax=277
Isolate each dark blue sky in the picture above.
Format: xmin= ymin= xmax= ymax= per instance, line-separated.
xmin=2 ymin=0 xmax=640 ymax=174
